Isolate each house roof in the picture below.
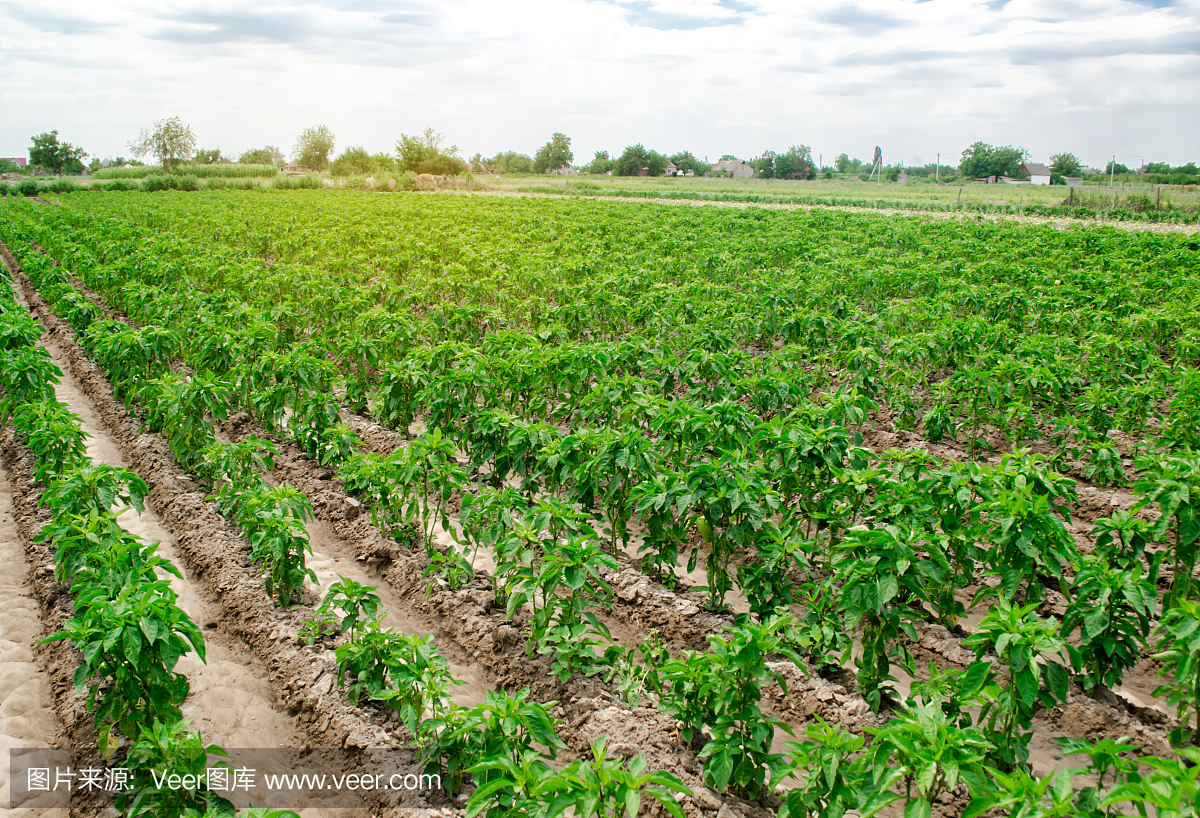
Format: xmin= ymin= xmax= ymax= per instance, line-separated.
xmin=1022 ymin=162 xmax=1051 ymax=177
xmin=710 ymin=158 xmax=750 ymax=172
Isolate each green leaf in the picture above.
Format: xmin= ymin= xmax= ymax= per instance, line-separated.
xmin=904 ymin=799 xmax=932 ymax=818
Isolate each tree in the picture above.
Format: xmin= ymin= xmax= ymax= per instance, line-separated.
xmin=773 ymin=145 xmax=814 ymax=180
xmin=1049 ymin=152 xmax=1082 ymax=177
xmin=669 ymin=151 xmax=710 ymax=175
xmin=959 ymin=142 xmax=1028 ymax=179
xmin=752 ymin=152 xmax=775 ymax=178
xmin=584 ymin=151 xmax=614 ymax=175
xmin=239 ymin=146 xmax=284 ymax=166
xmin=533 ymin=133 xmax=573 ymax=174
xmin=396 ymin=128 xmax=465 ymax=175
xmin=835 ymin=153 xmax=851 ymax=173
xmin=129 ymin=117 xmax=197 ymax=173
xmin=330 ymin=147 xmax=377 ymax=176
xmin=293 ymin=125 xmax=335 ymax=171
xmin=192 ymin=148 xmax=226 ymax=165
xmin=488 ymin=152 xmax=535 ymax=174
xmin=418 ymin=154 xmax=467 ymax=176
xmin=372 ymin=152 xmax=397 ymax=173
xmin=1105 ymin=160 xmax=1131 ymax=175
xmin=29 ymin=130 xmax=87 ymax=175
xmin=754 ymin=146 xmax=814 ymax=180
xmin=400 ymin=127 xmax=460 ymax=173
xmin=614 ymin=144 xmax=667 ymax=177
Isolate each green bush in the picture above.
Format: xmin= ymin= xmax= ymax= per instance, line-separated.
xmin=174 ymin=175 xmax=199 ymax=192
xmin=103 ymin=180 xmax=138 ymax=192
xmin=0 ymin=182 xmax=9 ymax=196
xmin=141 ymin=175 xmax=175 ymax=192
xmin=18 ymin=180 xmax=39 ymax=196
xmin=271 ymin=175 xmax=321 ymax=190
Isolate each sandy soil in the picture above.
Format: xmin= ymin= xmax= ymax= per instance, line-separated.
xmin=0 ymin=465 xmax=68 ymax=817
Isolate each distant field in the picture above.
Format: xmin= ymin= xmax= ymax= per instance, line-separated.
xmin=491 ymin=173 xmax=1200 ymax=214
xmin=91 ymin=164 xmax=280 ymax=179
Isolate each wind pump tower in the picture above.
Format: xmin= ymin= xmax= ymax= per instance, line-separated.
xmin=867 ymin=146 xmax=883 ymax=182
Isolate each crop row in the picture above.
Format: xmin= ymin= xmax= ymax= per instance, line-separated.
xmin=518 ymin=183 xmax=1200 ymax=223
xmin=90 ymin=165 xmax=281 ymax=180
xmin=6 ymin=195 xmax=1200 ymax=815
xmin=2 ymin=227 xmax=704 ymax=815
xmin=0 ymin=258 xmax=294 ymax=816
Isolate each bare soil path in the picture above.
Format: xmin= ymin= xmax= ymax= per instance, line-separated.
xmin=0 ymin=464 xmax=68 ymax=817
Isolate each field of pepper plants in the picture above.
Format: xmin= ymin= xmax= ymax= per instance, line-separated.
xmin=2 ymin=187 xmax=1200 ymax=818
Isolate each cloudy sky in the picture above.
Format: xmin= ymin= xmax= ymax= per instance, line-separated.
xmin=1 ymin=0 xmax=1197 ymax=168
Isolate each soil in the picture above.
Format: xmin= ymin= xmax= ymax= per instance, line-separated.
xmin=0 ymin=463 xmax=68 ymax=817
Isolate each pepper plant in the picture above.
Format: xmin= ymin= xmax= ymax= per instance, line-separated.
xmin=833 ymin=524 xmax=933 ymax=710
xmin=1152 ymin=599 xmax=1200 ymax=745
xmin=658 ymin=614 xmax=801 ymax=800
xmin=1135 ymin=454 xmax=1200 ymax=607
xmin=44 ymin=579 xmax=205 ymax=748
xmin=1062 ymin=552 xmax=1156 ymax=694
xmin=962 ymin=598 xmax=1070 ymax=768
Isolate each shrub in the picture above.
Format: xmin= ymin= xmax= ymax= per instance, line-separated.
xmin=271 ymin=175 xmax=321 ymax=190
xmin=104 ymin=180 xmax=138 ymax=192
xmin=0 ymin=182 xmax=9 ymax=196
xmin=174 ymin=175 xmax=199 ymax=192
xmin=141 ymin=175 xmax=175 ymax=192
xmin=18 ymin=179 xmax=39 ymax=196
xmin=397 ymin=170 xmax=418 ymax=191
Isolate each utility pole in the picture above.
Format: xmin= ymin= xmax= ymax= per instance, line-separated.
xmin=936 ymin=153 xmax=940 ymax=182
xmin=1110 ymin=155 xmax=1115 ymax=188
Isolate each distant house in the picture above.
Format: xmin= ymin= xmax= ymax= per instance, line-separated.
xmin=552 ymin=166 xmax=579 ymax=175
xmin=2 ymin=157 xmax=27 ymax=167
xmin=1020 ymin=162 xmax=1052 ymax=185
xmin=1063 ymin=177 xmax=1083 ymax=187
xmin=662 ymin=162 xmax=678 ymax=177
xmin=706 ymin=159 xmax=754 ymax=179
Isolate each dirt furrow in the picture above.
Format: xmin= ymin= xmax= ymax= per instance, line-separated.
xmin=3 ymin=256 xmax=454 ymax=814
xmin=42 ymin=339 xmax=316 ymax=753
xmin=0 ymin=463 xmax=68 ymax=817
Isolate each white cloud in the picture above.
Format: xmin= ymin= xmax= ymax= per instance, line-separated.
xmin=0 ymin=0 xmax=1195 ymax=167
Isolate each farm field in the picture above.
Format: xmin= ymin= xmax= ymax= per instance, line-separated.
xmin=2 ymin=188 xmax=1200 ymax=817
xmin=494 ymin=174 xmax=1200 ymax=222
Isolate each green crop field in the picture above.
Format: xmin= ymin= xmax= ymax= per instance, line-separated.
xmin=3 ymin=188 xmax=1200 ymax=816
xmin=499 ymin=174 xmax=1200 ymax=223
